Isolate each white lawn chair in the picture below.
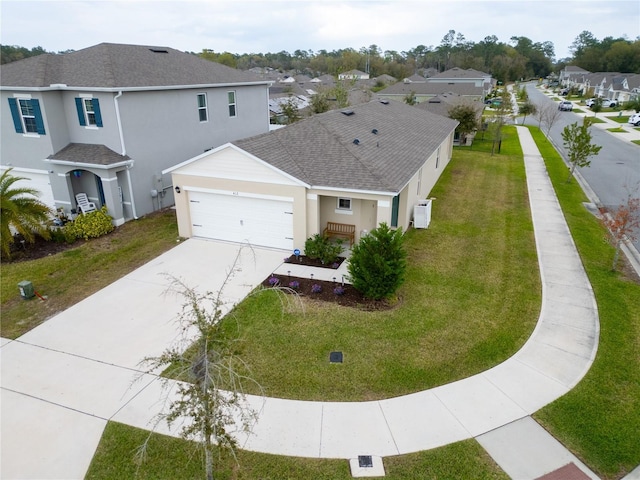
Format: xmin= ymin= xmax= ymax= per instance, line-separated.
xmin=75 ymin=193 xmax=97 ymax=214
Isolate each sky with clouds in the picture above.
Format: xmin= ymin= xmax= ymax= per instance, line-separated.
xmin=1 ymin=0 xmax=638 ymax=61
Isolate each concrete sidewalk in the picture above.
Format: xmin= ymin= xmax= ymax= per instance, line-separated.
xmin=1 ymin=127 xmax=603 ymax=479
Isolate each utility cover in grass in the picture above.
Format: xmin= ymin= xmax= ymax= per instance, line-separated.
xmin=329 ymin=351 xmax=343 ymax=363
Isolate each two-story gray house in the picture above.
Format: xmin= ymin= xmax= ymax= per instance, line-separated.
xmin=0 ymin=43 xmax=272 ymax=225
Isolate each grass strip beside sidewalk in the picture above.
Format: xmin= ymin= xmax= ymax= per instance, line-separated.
xmin=529 ymin=127 xmax=640 ymax=479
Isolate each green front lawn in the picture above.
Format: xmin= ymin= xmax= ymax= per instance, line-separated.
xmin=0 ymin=209 xmax=180 ymax=339
xmin=212 ymin=127 xmax=540 ymax=402
xmin=528 ymin=127 xmax=640 ymax=479
xmin=85 ymin=422 xmax=509 ymax=480
xmin=605 ymin=115 xmax=630 ymax=123
xmin=606 ymin=127 xmax=627 ymax=133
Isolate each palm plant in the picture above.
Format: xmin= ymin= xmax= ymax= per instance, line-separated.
xmin=1 ymin=168 xmax=53 ymax=258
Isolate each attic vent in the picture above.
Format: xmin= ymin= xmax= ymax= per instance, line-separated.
xmin=380 ymin=99 xmax=389 ymax=105
xmin=341 ymin=110 xmax=355 ymax=116
xmin=353 ymin=139 xmax=360 ymax=145
xmin=371 ymin=129 xmax=378 ymax=135
xmin=149 ymin=48 xmax=169 ymax=53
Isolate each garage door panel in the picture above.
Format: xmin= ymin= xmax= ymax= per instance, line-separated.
xmin=188 ymin=191 xmax=293 ymax=250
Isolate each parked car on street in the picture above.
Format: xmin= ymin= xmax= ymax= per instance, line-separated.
xmin=602 ymin=99 xmax=617 ymax=108
xmin=558 ymin=100 xmax=573 ymax=111
xmin=628 ymin=113 xmax=640 ymax=126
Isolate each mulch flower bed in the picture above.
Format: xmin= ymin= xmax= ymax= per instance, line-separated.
xmin=283 ymin=254 xmax=346 ymax=269
xmin=261 ymin=274 xmax=393 ymax=311
xmin=273 ymin=254 xmax=393 ymax=310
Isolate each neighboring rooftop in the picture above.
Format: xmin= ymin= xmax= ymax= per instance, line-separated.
xmin=0 ymin=43 xmax=267 ymax=89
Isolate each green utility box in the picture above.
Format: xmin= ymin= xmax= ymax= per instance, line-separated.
xmin=18 ymin=280 xmax=35 ymax=300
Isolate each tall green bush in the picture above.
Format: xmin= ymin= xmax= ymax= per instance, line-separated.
xmin=347 ymin=222 xmax=407 ymax=300
xmin=304 ymin=234 xmax=343 ymax=264
xmin=64 ymin=206 xmax=114 ymax=240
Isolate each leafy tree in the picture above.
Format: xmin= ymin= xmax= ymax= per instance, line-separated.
xmin=448 ymin=103 xmax=478 ymax=144
xmin=310 ymin=91 xmax=330 ymax=114
xmin=602 ymin=195 xmax=640 ymax=271
xmin=488 ymin=89 xmax=512 ymax=155
xmin=561 ymin=117 xmax=602 ymax=183
xmin=518 ymin=101 xmax=537 ymax=125
xmin=139 ymin=252 xmax=262 ymax=480
xmin=590 ymin=97 xmax=602 ymax=117
xmin=404 ymin=91 xmax=417 ymax=106
xmin=280 ymin=97 xmax=301 ymax=124
xmin=347 ymin=222 xmax=407 ymax=300
xmin=1 ymin=45 xmax=49 ymax=64
xmin=329 ymin=82 xmax=350 ymax=108
xmin=0 ymin=168 xmax=53 ymax=258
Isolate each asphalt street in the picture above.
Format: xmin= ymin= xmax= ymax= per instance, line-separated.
xmin=524 ymin=83 xmax=640 ymax=254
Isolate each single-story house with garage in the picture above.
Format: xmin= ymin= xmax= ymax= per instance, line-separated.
xmin=164 ymin=99 xmax=458 ymax=252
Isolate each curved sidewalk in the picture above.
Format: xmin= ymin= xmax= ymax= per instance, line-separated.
xmin=115 ymin=127 xmax=600 ymax=460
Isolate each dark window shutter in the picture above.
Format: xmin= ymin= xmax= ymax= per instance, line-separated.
xmin=8 ymin=98 xmax=24 ymax=133
xmin=92 ymin=99 xmax=103 ymax=127
xmin=75 ymin=98 xmax=86 ymax=126
xmin=31 ymin=99 xmax=46 ymax=135
xmin=391 ymin=194 xmax=400 ymax=227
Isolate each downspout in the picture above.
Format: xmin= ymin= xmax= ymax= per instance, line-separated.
xmin=114 ymin=91 xmax=126 ymax=155
xmin=114 ymin=91 xmax=139 ymax=219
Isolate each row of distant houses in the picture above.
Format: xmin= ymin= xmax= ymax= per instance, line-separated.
xmin=255 ymin=66 xmax=493 ymax=122
xmin=558 ymin=66 xmax=640 ymax=103
xmin=1 ymin=42 xmax=468 ymax=253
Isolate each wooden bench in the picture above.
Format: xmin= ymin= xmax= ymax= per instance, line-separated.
xmin=323 ymin=222 xmax=356 ymax=246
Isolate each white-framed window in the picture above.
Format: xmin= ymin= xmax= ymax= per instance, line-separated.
xmin=228 ymin=91 xmax=237 ymax=117
xmin=436 ymin=146 xmax=441 ymax=168
xmin=337 ymin=197 xmax=352 ymax=210
xmin=75 ymin=96 xmax=103 ymax=127
xmin=83 ymin=99 xmax=97 ymax=125
xmin=19 ymin=99 xmax=37 ymax=132
xmin=197 ymin=93 xmax=208 ymax=122
xmin=417 ymin=167 xmax=423 ymax=195
xmin=8 ymin=96 xmax=46 ymax=135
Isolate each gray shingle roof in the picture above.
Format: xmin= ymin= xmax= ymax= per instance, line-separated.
xmin=1 ymin=43 xmax=265 ymax=89
xmin=48 ymin=143 xmax=130 ymax=165
xmin=378 ymin=81 xmax=483 ymax=97
xmin=234 ymin=100 xmax=458 ymax=193
xmin=430 ymin=67 xmax=489 ymax=79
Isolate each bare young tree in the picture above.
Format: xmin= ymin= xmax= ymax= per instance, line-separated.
xmin=137 ymin=248 xmax=265 ymax=480
xmin=539 ymin=102 xmax=562 ymax=136
xmin=602 ymin=194 xmax=640 ymax=271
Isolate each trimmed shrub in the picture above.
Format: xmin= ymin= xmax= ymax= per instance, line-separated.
xmin=347 ymin=222 xmax=407 ymax=300
xmin=63 ymin=206 xmax=114 ymax=241
xmin=304 ymin=234 xmax=343 ymax=264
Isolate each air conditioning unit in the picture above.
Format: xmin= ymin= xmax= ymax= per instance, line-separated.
xmin=413 ymin=199 xmax=432 ymax=229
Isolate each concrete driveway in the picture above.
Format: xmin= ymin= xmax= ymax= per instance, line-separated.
xmin=1 ymin=239 xmax=286 ymax=479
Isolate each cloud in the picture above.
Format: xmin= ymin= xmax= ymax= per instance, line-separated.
xmin=0 ymin=0 xmax=638 ymax=60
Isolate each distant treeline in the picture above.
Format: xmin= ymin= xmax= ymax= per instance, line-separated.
xmin=2 ymin=30 xmax=638 ymax=83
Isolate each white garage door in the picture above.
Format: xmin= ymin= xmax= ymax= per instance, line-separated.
xmin=2 ymin=169 xmax=56 ymax=210
xmin=188 ymin=190 xmax=294 ymax=250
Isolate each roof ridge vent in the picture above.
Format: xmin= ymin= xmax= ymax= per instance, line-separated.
xmin=353 ymin=139 xmax=360 ymax=145
xmin=371 ymin=129 xmax=378 ymax=134
xmin=341 ymin=109 xmax=355 ymax=116
xmin=149 ymin=48 xmax=169 ymax=53
xmin=380 ymin=99 xmax=389 ymax=105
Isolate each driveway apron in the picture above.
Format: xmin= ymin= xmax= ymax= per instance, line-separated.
xmin=1 ymin=240 xmax=286 ymax=479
